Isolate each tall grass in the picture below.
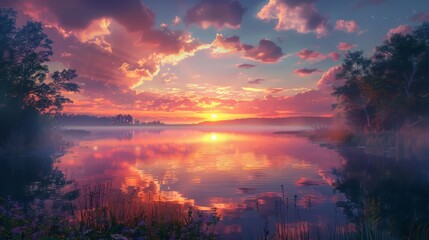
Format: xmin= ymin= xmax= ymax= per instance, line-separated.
xmin=0 ymin=181 xmax=220 ymax=239
xmin=254 ymin=186 xmax=429 ymax=240
xmin=352 ymin=129 xmax=429 ymax=160
xmin=69 ymin=181 xmax=220 ymax=239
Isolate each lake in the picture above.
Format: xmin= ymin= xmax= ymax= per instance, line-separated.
xmin=2 ymin=126 xmax=428 ymax=239
xmin=58 ymin=126 xmax=349 ymax=239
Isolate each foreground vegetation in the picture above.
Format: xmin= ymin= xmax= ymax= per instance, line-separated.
xmin=0 ymin=182 xmax=220 ymax=240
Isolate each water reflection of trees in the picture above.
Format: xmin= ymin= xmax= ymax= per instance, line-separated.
xmin=334 ymin=148 xmax=429 ymax=237
xmin=0 ymin=151 xmax=68 ymax=203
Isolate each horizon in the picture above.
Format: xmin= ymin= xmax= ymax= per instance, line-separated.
xmin=1 ymin=0 xmax=428 ymax=123
xmin=56 ymin=113 xmax=333 ymax=125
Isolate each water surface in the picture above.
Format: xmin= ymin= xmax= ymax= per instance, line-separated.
xmin=58 ymin=127 xmax=349 ymax=238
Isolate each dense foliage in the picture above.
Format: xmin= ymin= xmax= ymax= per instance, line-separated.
xmin=0 ymin=8 xmax=79 ymax=113
xmin=333 ymin=23 xmax=429 ymax=132
xmin=0 ymin=8 xmax=79 ymax=144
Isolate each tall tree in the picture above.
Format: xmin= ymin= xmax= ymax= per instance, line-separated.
xmin=0 ymin=8 xmax=79 ymax=114
xmin=333 ymin=23 xmax=429 ymax=132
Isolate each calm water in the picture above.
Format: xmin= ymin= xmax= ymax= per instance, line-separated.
xmin=3 ymin=127 xmax=428 ymax=239
xmin=58 ymin=127 xmax=350 ymax=238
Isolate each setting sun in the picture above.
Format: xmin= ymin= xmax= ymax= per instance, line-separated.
xmin=211 ymin=114 xmax=218 ymax=119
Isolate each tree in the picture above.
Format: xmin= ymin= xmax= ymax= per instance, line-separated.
xmin=333 ymin=23 xmax=429 ymax=132
xmin=0 ymin=8 xmax=79 ymax=114
xmin=333 ymin=51 xmax=374 ymax=130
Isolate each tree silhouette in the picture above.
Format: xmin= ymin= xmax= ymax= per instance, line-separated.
xmin=0 ymin=8 xmax=79 ymax=114
xmin=334 ymin=23 xmax=429 ymax=131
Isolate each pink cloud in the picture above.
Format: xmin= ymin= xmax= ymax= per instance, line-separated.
xmin=257 ymin=0 xmax=330 ymax=37
xmin=411 ymin=11 xmax=429 ymax=22
xmin=297 ymin=49 xmax=325 ymax=61
xmin=184 ymin=0 xmax=245 ymax=29
xmin=385 ymin=25 xmax=412 ymax=39
xmin=212 ymin=34 xmax=284 ymax=63
xmin=327 ymin=52 xmax=340 ymax=61
xmin=317 ymin=65 xmax=344 ymax=91
xmin=172 ymin=16 xmax=182 ymax=26
xmin=297 ymin=49 xmax=339 ymax=62
xmin=1 ymin=0 xmax=210 ymax=88
xmin=335 ymin=20 xmax=359 ymax=33
xmin=337 ymin=42 xmax=357 ymax=51
xmin=294 ymin=68 xmax=321 ymax=76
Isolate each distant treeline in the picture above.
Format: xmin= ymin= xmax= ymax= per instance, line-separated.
xmin=198 ymin=116 xmax=332 ymax=126
xmin=55 ymin=113 xmax=165 ymax=126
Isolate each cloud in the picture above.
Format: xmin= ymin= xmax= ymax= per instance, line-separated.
xmin=385 ymin=24 xmax=412 ymax=39
xmin=411 ymin=11 xmax=429 ymax=22
xmin=5 ymin=0 xmax=155 ymax=32
xmin=244 ymin=39 xmax=285 ymax=63
xmin=257 ymin=0 xmax=329 ymax=37
xmin=297 ymin=49 xmax=340 ymax=62
xmin=161 ymin=72 xmax=179 ymax=85
xmin=267 ymin=88 xmax=283 ymax=94
xmin=2 ymin=0 xmax=210 ymax=88
xmin=354 ymin=0 xmax=385 ymax=8
xmin=294 ymin=68 xmax=321 ymax=76
xmin=172 ymin=16 xmax=182 ymax=26
xmin=334 ymin=20 xmax=359 ymax=33
xmin=317 ymin=65 xmax=344 ymax=91
xmin=327 ymin=52 xmax=340 ymax=61
xmin=237 ymin=63 xmax=256 ymax=69
xmin=185 ymin=0 xmax=245 ymax=29
xmin=248 ymin=79 xmax=265 ymax=84
xmin=212 ymin=34 xmax=284 ymax=63
xmin=337 ymin=42 xmax=357 ymax=51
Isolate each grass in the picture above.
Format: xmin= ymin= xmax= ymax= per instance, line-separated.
xmin=252 ymin=185 xmax=429 ymax=240
xmin=0 ymin=181 xmax=220 ymax=239
xmin=351 ymin=129 xmax=429 ymax=160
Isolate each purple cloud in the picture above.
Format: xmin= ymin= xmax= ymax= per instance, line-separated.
xmin=294 ymin=68 xmax=321 ymax=76
xmin=237 ymin=63 xmax=257 ymax=69
xmin=185 ymin=0 xmax=245 ymax=29
xmin=248 ymin=79 xmax=265 ymax=84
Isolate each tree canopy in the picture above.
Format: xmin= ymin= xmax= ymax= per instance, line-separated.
xmin=0 ymin=8 xmax=79 ymax=114
xmin=333 ymin=23 xmax=429 ymax=132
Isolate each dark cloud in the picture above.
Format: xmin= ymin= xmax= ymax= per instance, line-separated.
xmin=411 ymin=11 xmax=429 ymax=22
xmin=0 ymin=0 xmax=154 ymax=32
xmin=2 ymin=0 xmax=205 ymax=57
xmin=237 ymin=63 xmax=256 ymax=69
xmin=212 ymin=34 xmax=284 ymax=63
xmin=294 ymin=68 xmax=321 ymax=76
xmin=297 ymin=48 xmax=339 ymax=62
xmin=248 ymin=79 xmax=265 ymax=84
xmin=185 ymin=0 xmax=245 ymax=29
xmin=244 ymin=39 xmax=284 ymax=63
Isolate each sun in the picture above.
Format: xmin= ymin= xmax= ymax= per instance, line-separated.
xmin=211 ymin=114 xmax=218 ymax=119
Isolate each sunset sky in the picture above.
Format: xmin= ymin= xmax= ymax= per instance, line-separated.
xmin=3 ymin=0 xmax=428 ymax=123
